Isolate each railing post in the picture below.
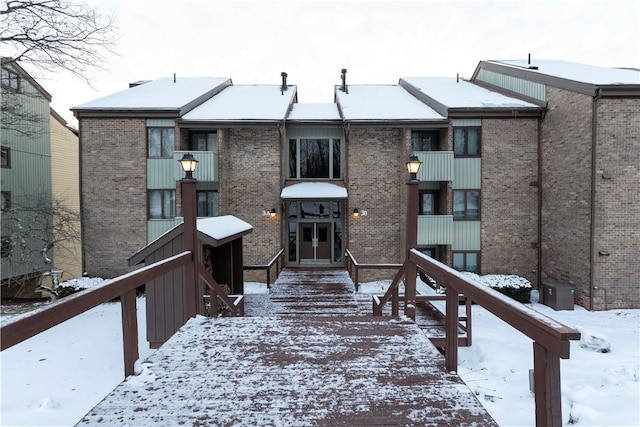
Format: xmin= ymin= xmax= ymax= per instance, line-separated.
xmin=445 ymin=286 xmax=459 ymax=372
xmin=533 ymin=342 xmax=563 ymax=427
xmin=354 ymin=266 xmax=359 ymax=292
xmin=182 ymin=177 xmax=198 ymax=318
xmin=392 ymin=286 xmax=399 ymax=317
xmin=405 ymin=177 xmax=419 ymax=321
xmin=267 ymin=268 xmax=271 ymax=289
xmin=120 ymin=289 xmax=139 ymax=377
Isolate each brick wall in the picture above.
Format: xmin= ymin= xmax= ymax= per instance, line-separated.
xmin=347 ymin=127 xmax=409 ymax=280
xmin=219 ymin=127 xmax=282 ymax=279
xmin=540 ymin=87 xmax=593 ymax=305
xmin=592 ymin=98 xmax=640 ymax=309
xmin=481 ymin=118 xmax=539 ymax=285
xmin=80 ymin=118 xmax=148 ymax=278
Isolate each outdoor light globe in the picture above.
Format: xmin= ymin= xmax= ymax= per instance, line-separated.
xmin=179 ymin=153 xmax=198 ymax=178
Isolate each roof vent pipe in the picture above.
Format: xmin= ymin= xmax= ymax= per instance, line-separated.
xmin=341 ymin=68 xmax=348 ymax=93
xmin=456 ymin=73 xmax=459 ymax=83
xmin=281 ymin=72 xmax=288 ymax=95
xmin=173 ymin=73 xmax=176 ymax=83
xmin=528 ymin=53 xmax=531 ymax=65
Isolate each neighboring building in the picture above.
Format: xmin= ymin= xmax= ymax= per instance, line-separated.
xmin=1 ymin=59 xmax=53 ymax=297
xmin=72 ymin=59 xmax=640 ymax=310
xmin=471 ymin=60 xmax=640 ymax=310
xmin=50 ymin=108 xmax=82 ymax=280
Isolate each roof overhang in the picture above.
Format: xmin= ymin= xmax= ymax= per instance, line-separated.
xmin=280 ymin=182 xmax=348 ymax=200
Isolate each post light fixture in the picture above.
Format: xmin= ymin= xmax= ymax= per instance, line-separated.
xmin=406 ymin=155 xmax=422 ymax=181
xmin=179 ymin=153 xmax=199 ymax=179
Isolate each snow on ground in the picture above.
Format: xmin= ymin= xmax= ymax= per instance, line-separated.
xmin=1 ymin=278 xmax=638 ymax=426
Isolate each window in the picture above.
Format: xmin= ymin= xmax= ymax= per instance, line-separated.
xmin=419 ymin=191 xmax=438 ymax=215
xmin=1 ymin=191 xmax=10 ymax=211
xmin=1 ymin=68 xmax=20 ymax=91
xmin=453 ymin=190 xmax=480 ymax=219
xmin=1 ymin=236 xmax=13 ymax=258
xmin=453 ymin=127 xmax=480 ymax=157
xmin=190 ymin=133 xmax=217 ymax=151
xmin=453 ymin=252 xmax=479 ymax=273
xmin=148 ymin=190 xmax=175 ymax=219
xmin=196 ymin=190 xmax=219 ymax=217
xmin=289 ymin=138 xmax=341 ymax=179
xmin=1 ymin=146 xmax=10 ymax=168
xmin=148 ymin=128 xmax=175 ymax=158
xmin=411 ymin=131 xmax=439 ymax=152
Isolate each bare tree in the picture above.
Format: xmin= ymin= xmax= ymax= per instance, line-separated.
xmin=1 ymin=192 xmax=85 ymax=294
xmin=1 ymin=0 xmax=117 ymax=82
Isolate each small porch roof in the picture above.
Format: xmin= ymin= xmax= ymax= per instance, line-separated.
xmin=280 ymin=182 xmax=348 ymax=200
xmin=128 ymin=216 xmax=253 ymax=266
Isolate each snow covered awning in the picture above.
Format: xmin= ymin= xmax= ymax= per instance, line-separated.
xmin=280 ymin=182 xmax=348 ymax=200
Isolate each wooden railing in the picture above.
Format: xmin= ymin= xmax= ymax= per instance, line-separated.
xmin=404 ymin=249 xmax=580 ymax=427
xmin=1 ymin=251 xmax=191 ymax=377
xmin=243 ymin=248 xmax=285 ymax=288
xmin=344 ymin=249 xmax=402 ymax=291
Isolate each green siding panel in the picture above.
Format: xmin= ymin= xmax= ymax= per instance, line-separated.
xmin=416 ymin=151 xmax=454 ymax=182
xmin=475 ymin=69 xmax=546 ymax=102
xmin=146 ymin=119 xmax=176 ymax=127
xmin=147 ymin=151 xmax=217 ymax=189
xmin=417 ymin=215 xmax=453 ymax=245
xmin=452 ymin=221 xmax=481 ymax=251
xmin=453 ymin=158 xmax=481 ymax=189
xmin=148 ymin=218 xmax=183 ymax=242
xmin=452 ymin=119 xmax=481 ymax=127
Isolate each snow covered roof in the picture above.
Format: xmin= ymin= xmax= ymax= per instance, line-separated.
xmin=128 ymin=215 xmax=252 ymax=266
xmin=286 ymin=103 xmax=341 ymax=122
xmin=72 ymin=77 xmax=231 ymax=115
xmin=335 ymin=85 xmax=446 ymax=122
xmin=401 ymin=77 xmax=540 ymax=109
xmin=489 ymin=59 xmax=640 ymax=85
xmin=182 ymin=85 xmax=296 ymax=122
xmin=196 ymin=216 xmax=253 ymax=241
xmin=280 ymin=182 xmax=348 ymax=199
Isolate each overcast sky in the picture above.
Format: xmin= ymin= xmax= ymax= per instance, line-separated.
xmin=36 ymin=0 xmax=639 ymax=126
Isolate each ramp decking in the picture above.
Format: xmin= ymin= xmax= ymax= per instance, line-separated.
xmin=76 ymin=269 xmax=497 ymax=426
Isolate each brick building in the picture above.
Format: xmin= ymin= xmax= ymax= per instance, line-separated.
xmin=72 ymin=59 xmax=640 ymax=310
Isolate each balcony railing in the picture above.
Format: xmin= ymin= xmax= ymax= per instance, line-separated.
xmin=417 ymin=215 xmax=453 ymax=245
xmin=147 ymin=151 xmax=218 ymax=189
xmin=415 ymin=151 xmax=454 ymax=182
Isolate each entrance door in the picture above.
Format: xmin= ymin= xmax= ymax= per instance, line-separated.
xmin=299 ymin=222 xmax=331 ymax=264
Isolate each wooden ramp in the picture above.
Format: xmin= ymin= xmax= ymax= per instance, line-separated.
xmin=76 ymin=269 xmax=497 ymax=426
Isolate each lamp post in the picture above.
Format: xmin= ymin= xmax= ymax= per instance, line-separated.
xmin=405 ymin=155 xmax=422 ymax=320
xmin=179 ymin=153 xmax=199 ymax=318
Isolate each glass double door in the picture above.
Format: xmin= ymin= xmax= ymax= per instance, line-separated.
xmin=287 ymin=200 xmax=344 ymax=266
xmin=299 ymin=222 xmax=331 ymax=264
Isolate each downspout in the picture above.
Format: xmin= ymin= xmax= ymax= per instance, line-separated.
xmin=589 ymin=89 xmax=602 ymax=310
xmin=537 ymin=111 xmax=545 ymax=291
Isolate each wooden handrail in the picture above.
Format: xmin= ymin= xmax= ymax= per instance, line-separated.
xmin=243 ymin=248 xmax=284 ymax=288
xmin=197 ymin=263 xmax=244 ymax=316
xmin=345 ymin=249 xmax=402 ymax=291
xmin=1 ymin=251 xmax=192 ymax=376
xmin=408 ymin=248 xmax=580 ymax=427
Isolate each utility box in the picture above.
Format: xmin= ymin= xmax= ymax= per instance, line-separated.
xmin=542 ymin=282 xmax=574 ymax=310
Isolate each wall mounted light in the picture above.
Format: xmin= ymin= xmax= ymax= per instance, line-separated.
xmin=353 ymin=208 xmax=367 ymax=217
xmin=262 ymin=208 xmax=277 ymax=217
